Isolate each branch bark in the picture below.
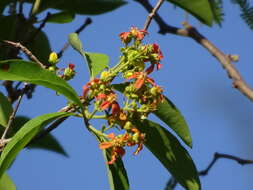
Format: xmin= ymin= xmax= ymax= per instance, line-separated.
xmin=135 ymin=0 xmax=253 ymax=102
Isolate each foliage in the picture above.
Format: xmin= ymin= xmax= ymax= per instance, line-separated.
xmin=232 ymin=0 xmax=253 ymax=29
xmin=0 ymin=0 xmax=251 ymax=190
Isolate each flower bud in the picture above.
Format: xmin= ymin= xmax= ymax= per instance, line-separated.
xmin=124 ymin=121 xmax=133 ymax=130
xmin=48 ymin=52 xmax=59 ymax=65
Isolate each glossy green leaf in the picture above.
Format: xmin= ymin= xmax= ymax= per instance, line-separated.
xmin=134 ymin=119 xmax=201 ymax=190
xmin=154 ymin=97 xmax=192 ymax=148
xmin=0 ymin=15 xmax=51 ymax=63
xmin=47 ymin=11 xmax=75 ymax=23
xmin=167 ymin=0 xmax=214 ymax=26
xmin=11 ymin=116 xmax=67 ymax=156
xmin=84 ymin=52 xmax=109 ymax=78
xmin=23 ymin=0 xmax=127 ymax=15
xmin=69 ymin=33 xmax=109 ymax=78
xmin=0 ymin=60 xmax=83 ymax=108
xmin=27 ymin=29 xmax=51 ymax=64
xmin=0 ymin=92 xmax=13 ymax=127
xmin=91 ymin=129 xmax=129 ymax=190
xmin=102 ymin=149 xmax=129 ymax=190
xmin=68 ymin=33 xmax=83 ymax=54
xmin=0 ymin=173 xmax=16 ymax=190
xmin=0 ymin=112 xmax=72 ymax=178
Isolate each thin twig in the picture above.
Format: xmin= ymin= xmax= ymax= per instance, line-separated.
xmin=58 ymin=17 xmax=92 ymax=58
xmin=1 ymin=84 xmax=28 ymax=141
xmin=199 ymin=152 xmax=253 ymax=176
xmin=27 ymin=12 xmax=51 ymax=45
xmin=3 ymin=40 xmax=45 ymax=68
xmin=142 ymin=0 xmax=165 ymax=31
xmin=135 ymin=0 xmax=253 ymax=102
xmin=164 ymin=152 xmax=253 ymax=190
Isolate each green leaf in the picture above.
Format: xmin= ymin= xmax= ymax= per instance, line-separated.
xmin=84 ymin=52 xmax=109 ymax=78
xmin=28 ymin=133 xmax=68 ymax=156
xmin=47 ymin=11 xmax=75 ymax=23
xmin=154 ymin=97 xmax=192 ymax=148
xmin=0 ymin=15 xmax=51 ymax=63
xmin=102 ymin=149 xmax=129 ymax=190
xmin=69 ymin=33 xmax=109 ymax=78
xmin=90 ymin=128 xmax=129 ymax=190
xmin=208 ymin=0 xmax=224 ymax=25
xmin=0 ymin=59 xmax=82 ymax=108
xmin=0 ymin=92 xmax=13 ymax=127
xmin=11 ymin=116 xmax=67 ymax=156
xmin=68 ymin=33 xmax=84 ymax=53
xmin=133 ymin=119 xmax=201 ymax=190
xmin=0 ymin=173 xmax=16 ymax=190
xmin=27 ymin=29 xmax=51 ymax=64
xmin=23 ymin=0 xmax=127 ymax=15
xmin=167 ymin=0 xmax=214 ymax=26
xmin=0 ymin=112 xmax=72 ymax=178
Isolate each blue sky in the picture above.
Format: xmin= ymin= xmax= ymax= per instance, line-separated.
xmin=5 ymin=0 xmax=253 ymax=189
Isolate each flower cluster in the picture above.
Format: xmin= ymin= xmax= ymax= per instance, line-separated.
xmin=48 ymin=52 xmax=76 ymax=81
xmin=82 ymin=27 xmax=165 ymax=164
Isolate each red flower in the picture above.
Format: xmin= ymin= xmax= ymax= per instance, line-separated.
xmin=68 ymin=63 xmax=75 ymax=70
xmin=130 ymin=27 xmax=147 ymax=40
xmin=119 ymin=32 xmax=131 ymax=43
xmin=127 ymin=72 xmax=156 ymax=89
xmin=146 ymin=44 xmax=163 ymax=74
xmin=96 ymin=92 xmax=120 ymax=115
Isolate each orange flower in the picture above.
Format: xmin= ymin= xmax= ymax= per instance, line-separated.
xmin=146 ymin=44 xmax=163 ymax=74
xmin=130 ymin=27 xmax=147 ymax=40
xmin=96 ymin=93 xmax=121 ymax=115
xmin=127 ymin=72 xmax=156 ymax=89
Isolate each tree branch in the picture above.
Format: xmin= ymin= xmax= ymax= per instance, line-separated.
xmin=3 ymin=40 xmax=45 ymax=68
xmin=135 ymin=0 xmax=253 ymax=102
xmin=142 ymin=0 xmax=165 ymax=31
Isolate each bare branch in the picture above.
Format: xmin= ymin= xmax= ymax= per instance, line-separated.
xmin=1 ymin=83 xmax=28 ymax=141
xmin=142 ymin=0 xmax=165 ymax=31
xmin=135 ymin=0 xmax=253 ymax=102
xmin=3 ymin=40 xmax=45 ymax=68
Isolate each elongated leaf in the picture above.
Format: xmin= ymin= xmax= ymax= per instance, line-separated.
xmin=167 ymin=0 xmax=214 ymax=26
xmin=134 ymin=119 xmax=201 ymax=190
xmin=91 ymin=129 xmax=129 ymax=190
xmin=0 ymin=112 xmax=72 ymax=178
xmin=154 ymin=97 xmax=192 ymax=147
xmin=68 ymin=33 xmax=83 ymax=53
xmin=23 ymin=0 xmax=127 ymax=15
xmin=103 ymin=149 xmax=129 ymax=190
xmin=0 ymin=92 xmax=13 ymax=127
xmin=0 ymin=173 xmax=16 ymax=190
xmin=0 ymin=60 xmax=82 ymax=108
xmin=69 ymin=33 xmax=109 ymax=78
xmin=11 ymin=116 xmax=67 ymax=156
xmin=28 ymin=133 xmax=68 ymax=156
xmin=47 ymin=11 xmax=75 ymax=23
